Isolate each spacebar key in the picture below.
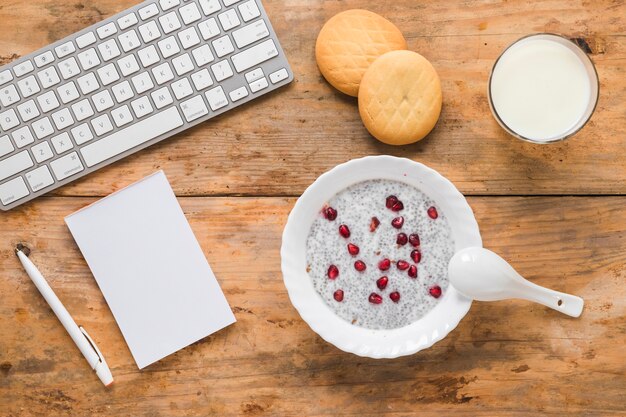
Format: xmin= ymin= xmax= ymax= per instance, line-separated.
xmin=81 ymin=107 xmax=184 ymax=168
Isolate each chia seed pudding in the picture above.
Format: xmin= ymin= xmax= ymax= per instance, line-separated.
xmin=305 ymin=179 xmax=455 ymax=329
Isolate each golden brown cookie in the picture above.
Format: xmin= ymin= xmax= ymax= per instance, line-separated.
xmin=315 ymin=10 xmax=407 ymax=97
xmin=358 ymin=50 xmax=442 ymax=145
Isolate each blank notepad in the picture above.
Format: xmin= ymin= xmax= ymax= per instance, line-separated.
xmin=65 ymin=171 xmax=236 ymax=369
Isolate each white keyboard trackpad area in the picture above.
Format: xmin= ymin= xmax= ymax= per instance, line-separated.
xmin=80 ymin=107 xmax=183 ymax=168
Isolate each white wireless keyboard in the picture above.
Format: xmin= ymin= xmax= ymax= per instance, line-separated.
xmin=0 ymin=0 xmax=292 ymax=211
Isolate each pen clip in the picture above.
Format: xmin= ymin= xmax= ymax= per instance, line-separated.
xmin=79 ymin=326 xmax=108 ymax=367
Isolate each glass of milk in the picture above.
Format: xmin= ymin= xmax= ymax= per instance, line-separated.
xmin=488 ymin=33 xmax=599 ymax=144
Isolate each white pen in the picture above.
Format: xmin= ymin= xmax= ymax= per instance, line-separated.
xmin=15 ymin=243 xmax=113 ymax=387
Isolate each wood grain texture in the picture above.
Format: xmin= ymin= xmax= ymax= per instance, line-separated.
xmin=0 ymin=0 xmax=623 ymax=197
xmin=1 ymin=196 xmax=625 ymax=416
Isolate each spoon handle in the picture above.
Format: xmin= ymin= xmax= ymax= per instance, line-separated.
xmin=515 ymin=279 xmax=584 ymax=318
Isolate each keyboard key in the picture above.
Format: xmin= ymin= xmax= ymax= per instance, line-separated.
xmin=50 ymin=152 xmax=84 ymax=181
xmin=0 ymin=136 xmax=13 ymax=157
xmin=98 ymin=39 xmax=122 ymax=61
xmin=205 ymin=86 xmax=228 ymax=111
xmin=0 ymin=85 xmax=19 ymax=106
xmin=118 ymin=12 xmax=138 ymax=30
xmin=192 ymin=44 xmax=214 ymax=66
xmin=37 ymin=67 xmax=61 ymax=88
xmin=159 ymin=0 xmax=180 ymax=11
xmin=181 ymin=95 xmax=208 ymax=122
xmin=59 ymin=57 xmax=80 ymax=79
xmin=93 ymin=90 xmax=115 ymax=112
xmin=17 ymin=75 xmax=41 ymax=98
xmin=0 ymin=109 xmax=20 ymax=130
xmin=37 ymin=91 xmax=60 ymax=112
xmin=158 ymin=12 xmax=181 ymax=34
xmin=51 ymin=132 xmax=73 ymax=154
xmin=0 ymin=150 xmax=33 ymax=182
xmin=51 ymin=108 xmax=74 ymax=130
xmin=77 ymin=72 xmax=99 ymax=94
xmin=91 ymin=114 xmax=114 ymax=136
xmin=179 ymin=3 xmax=202 ymax=24
xmin=212 ymin=35 xmax=235 ymax=58
xmin=157 ymin=36 xmax=180 ymax=58
xmin=118 ymin=54 xmax=141 ymax=76
xmin=198 ymin=18 xmax=220 ymax=40
xmin=14 ymin=61 xmax=34 ymax=77
xmin=223 ymin=0 xmax=243 ymax=5
xmin=34 ymin=51 xmax=55 ymax=68
xmin=245 ymin=68 xmax=263 ymax=83
xmin=139 ymin=3 xmax=159 ymax=20
xmin=32 ymin=117 xmax=54 ymax=139
xmin=238 ymin=0 xmax=260 ymax=22
xmin=218 ymin=9 xmax=241 ymax=31
xmin=0 ymin=176 xmax=29 ymax=206
xmin=152 ymin=62 xmax=174 ymax=85
xmin=119 ymin=30 xmax=142 ymax=52
xmin=131 ymin=96 xmax=154 ymax=118
xmin=232 ymin=39 xmax=278 ymax=72
xmin=78 ymin=48 xmax=101 ymax=70
xmin=11 ymin=126 xmax=35 ymax=148
xmin=139 ymin=21 xmax=161 ymax=43
xmin=0 ymin=70 xmax=14 ymax=86
xmin=249 ymin=76 xmax=268 ymax=92
xmin=198 ymin=0 xmax=221 ymax=15
xmin=57 ymin=81 xmax=80 ymax=104
xmin=178 ymin=27 xmax=201 ymax=49
xmin=269 ymin=68 xmax=289 ymax=84
xmin=111 ymin=105 xmax=134 ymax=127
xmin=31 ymin=141 xmax=54 ymax=163
xmin=151 ymin=87 xmax=173 ymax=109
xmin=17 ymin=100 xmax=40 ymax=122
xmin=232 ymin=20 xmax=269 ymax=49
xmin=229 ymin=85 xmax=248 ymax=102
xmin=81 ymin=107 xmax=183 ymax=168
xmin=191 ymin=69 xmax=213 ymax=90
xmin=211 ymin=60 xmax=233 ymax=82
xmin=172 ymin=54 xmax=194 ymax=76
xmin=76 ymin=32 xmax=97 ymax=48
xmin=54 ymin=41 xmax=76 ymax=58
xmin=70 ymin=124 xmax=94 ymax=145
xmin=138 ymin=45 xmax=160 ymax=67
xmin=112 ymin=80 xmax=135 ymax=103
xmin=97 ymin=22 xmax=118 ymax=39
xmin=26 ymin=166 xmax=54 ymax=192
xmin=172 ymin=78 xmax=193 ymax=99
xmin=131 ymin=72 xmax=154 ymax=94
xmin=97 ymin=63 xmax=120 ymax=86
xmin=71 ymin=99 xmax=95 ymax=121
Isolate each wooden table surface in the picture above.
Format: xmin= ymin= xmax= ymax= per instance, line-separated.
xmin=1 ymin=0 xmax=625 ymax=415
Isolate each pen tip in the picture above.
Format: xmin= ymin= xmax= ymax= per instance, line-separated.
xmin=15 ymin=243 xmax=31 ymax=257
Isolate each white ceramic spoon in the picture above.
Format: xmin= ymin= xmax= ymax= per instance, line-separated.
xmin=448 ymin=247 xmax=584 ymax=317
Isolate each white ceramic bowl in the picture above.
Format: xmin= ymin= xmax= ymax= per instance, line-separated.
xmin=281 ymin=156 xmax=482 ymax=358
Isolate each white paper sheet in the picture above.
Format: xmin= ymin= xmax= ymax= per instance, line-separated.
xmin=65 ymin=171 xmax=236 ymax=369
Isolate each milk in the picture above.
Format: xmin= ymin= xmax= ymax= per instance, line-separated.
xmin=489 ymin=35 xmax=596 ymax=142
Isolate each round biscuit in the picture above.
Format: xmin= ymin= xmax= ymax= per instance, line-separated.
xmin=358 ymin=50 xmax=443 ymax=145
xmin=315 ymin=9 xmax=407 ymax=97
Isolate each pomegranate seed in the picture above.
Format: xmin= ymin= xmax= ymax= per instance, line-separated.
xmin=391 ymin=201 xmax=404 ymax=212
xmin=385 ymin=195 xmax=398 ymax=209
xmin=396 ymin=233 xmax=408 ymax=246
xmin=429 ymin=285 xmax=442 ymax=298
xmin=376 ymin=276 xmax=388 ymax=290
xmin=323 ymin=206 xmax=337 ymax=220
xmin=347 ymin=243 xmax=360 ymax=256
xmin=338 ymin=224 xmax=351 ymax=238
xmin=368 ymin=293 xmax=383 ymax=304
xmin=389 ymin=291 xmax=401 ymax=302
xmin=411 ymin=249 xmax=422 ymax=263
xmin=427 ymin=206 xmax=438 ymax=219
xmin=327 ymin=265 xmax=339 ymax=280
xmin=391 ymin=216 xmax=404 ymax=229
xmin=369 ymin=216 xmax=380 ymax=232
xmin=333 ymin=289 xmax=344 ymax=302
xmin=354 ymin=260 xmax=366 ymax=272
xmin=408 ymin=265 xmax=417 ymax=278
xmin=409 ymin=233 xmax=420 ymax=247
xmin=397 ymin=260 xmax=409 ymax=270
xmin=378 ymin=258 xmax=391 ymax=271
